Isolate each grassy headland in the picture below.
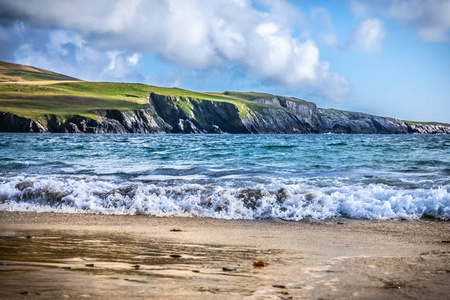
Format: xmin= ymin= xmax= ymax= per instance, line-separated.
xmin=0 ymin=61 xmax=286 ymax=122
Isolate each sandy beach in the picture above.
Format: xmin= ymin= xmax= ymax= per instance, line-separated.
xmin=0 ymin=212 xmax=448 ymax=299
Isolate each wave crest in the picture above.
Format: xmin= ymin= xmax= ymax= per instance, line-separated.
xmin=0 ymin=176 xmax=449 ymax=220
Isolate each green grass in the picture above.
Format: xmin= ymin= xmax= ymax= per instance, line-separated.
xmin=0 ymin=61 xmax=313 ymax=122
xmin=221 ymin=91 xmax=313 ymax=105
xmin=0 ymin=94 xmax=144 ymax=121
xmin=0 ymin=82 xmax=151 ymax=120
xmin=0 ymin=61 xmax=79 ymax=82
xmin=0 ymin=81 xmax=285 ymax=121
xmin=3 ymin=71 xmax=78 ymax=82
xmin=403 ymin=120 xmax=449 ymax=126
xmin=222 ymin=91 xmax=278 ymax=101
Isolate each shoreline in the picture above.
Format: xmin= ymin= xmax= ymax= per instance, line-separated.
xmin=1 ymin=211 xmax=449 ymax=299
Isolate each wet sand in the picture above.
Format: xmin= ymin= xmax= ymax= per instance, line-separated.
xmin=0 ymin=211 xmax=449 ymax=299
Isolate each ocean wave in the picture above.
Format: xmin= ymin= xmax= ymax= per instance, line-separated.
xmin=0 ymin=175 xmax=449 ymax=220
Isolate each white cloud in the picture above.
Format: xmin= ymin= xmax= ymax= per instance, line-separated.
xmin=127 ymin=53 xmax=141 ymax=66
xmin=347 ymin=0 xmax=450 ymax=43
xmin=350 ymin=18 xmax=386 ymax=52
xmin=0 ymin=0 xmax=349 ymax=100
xmin=388 ymin=0 xmax=450 ymax=42
xmin=10 ymin=28 xmax=145 ymax=82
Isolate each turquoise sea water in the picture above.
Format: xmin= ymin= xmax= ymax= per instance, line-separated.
xmin=0 ymin=133 xmax=449 ymax=219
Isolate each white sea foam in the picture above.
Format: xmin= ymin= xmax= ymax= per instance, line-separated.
xmin=0 ymin=175 xmax=449 ymax=220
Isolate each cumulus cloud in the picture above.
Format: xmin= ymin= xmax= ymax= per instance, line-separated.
xmin=347 ymin=0 xmax=450 ymax=43
xmin=350 ymin=18 xmax=386 ymax=52
xmin=0 ymin=0 xmax=349 ymax=101
xmin=5 ymin=28 xmax=146 ymax=82
xmin=387 ymin=0 xmax=450 ymax=42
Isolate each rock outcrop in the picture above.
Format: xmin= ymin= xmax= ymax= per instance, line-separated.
xmin=405 ymin=122 xmax=450 ymax=134
xmin=0 ymin=104 xmax=171 ymax=133
xmin=313 ymin=109 xmax=409 ymax=134
xmin=1 ymin=92 xmax=449 ymax=134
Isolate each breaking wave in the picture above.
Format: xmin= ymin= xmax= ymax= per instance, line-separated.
xmin=1 ymin=175 xmax=448 ymax=220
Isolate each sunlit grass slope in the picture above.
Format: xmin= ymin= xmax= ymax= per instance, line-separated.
xmin=0 ymin=61 xmax=289 ymax=121
xmin=0 ymin=61 xmax=80 ymax=82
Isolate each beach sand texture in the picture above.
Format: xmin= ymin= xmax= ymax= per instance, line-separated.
xmin=0 ymin=211 xmax=449 ymax=299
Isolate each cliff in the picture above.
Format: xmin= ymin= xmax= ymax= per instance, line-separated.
xmin=0 ymin=61 xmax=449 ymax=134
xmin=1 ymin=91 xmax=449 ymax=134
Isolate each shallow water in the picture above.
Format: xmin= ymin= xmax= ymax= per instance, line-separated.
xmin=0 ymin=133 xmax=449 ymax=219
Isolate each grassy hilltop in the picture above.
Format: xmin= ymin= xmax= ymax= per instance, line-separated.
xmin=0 ymin=61 xmax=80 ymax=82
xmin=0 ymin=61 xmax=291 ymax=122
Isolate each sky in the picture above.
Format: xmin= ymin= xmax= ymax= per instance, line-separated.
xmin=0 ymin=0 xmax=449 ymax=123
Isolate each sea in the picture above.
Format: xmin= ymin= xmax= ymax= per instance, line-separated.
xmin=0 ymin=133 xmax=449 ymax=220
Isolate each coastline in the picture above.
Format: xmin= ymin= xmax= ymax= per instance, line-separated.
xmin=0 ymin=211 xmax=449 ymax=299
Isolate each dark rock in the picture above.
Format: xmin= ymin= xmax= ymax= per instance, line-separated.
xmin=276 ymin=188 xmax=290 ymax=203
xmin=177 ymin=119 xmax=202 ymax=133
xmin=222 ymin=266 xmax=237 ymax=272
xmin=420 ymin=214 xmax=438 ymax=220
xmin=304 ymin=193 xmax=315 ymax=201
xmin=313 ymin=109 xmax=409 ymax=134
xmin=150 ymin=93 xmax=248 ymax=134
xmin=239 ymin=188 xmax=268 ymax=209
xmin=0 ymin=105 xmax=171 ymax=134
xmin=170 ymin=254 xmax=182 ymax=258
xmin=2 ymin=91 xmax=449 ymax=134
xmin=15 ymin=181 xmax=34 ymax=191
xmin=273 ymin=285 xmax=286 ymax=289
xmin=170 ymin=228 xmax=183 ymax=232
xmin=85 ymin=264 xmax=94 ymax=267
xmin=406 ymin=122 xmax=450 ymax=134
xmin=192 ymin=270 xmax=200 ymax=273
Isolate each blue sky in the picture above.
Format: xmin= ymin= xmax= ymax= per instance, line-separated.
xmin=0 ymin=0 xmax=449 ymax=123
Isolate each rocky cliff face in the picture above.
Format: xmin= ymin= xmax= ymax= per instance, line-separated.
xmin=405 ymin=122 xmax=450 ymax=134
xmin=236 ymin=94 xmax=426 ymax=134
xmin=149 ymin=93 xmax=247 ymax=133
xmin=0 ymin=104 xmax=171 ymax=133
xmin=313 ymin=109 xmax=409 ymax=134
xmin=149 ymin=93 xmax=313 ymax=134
xmin=1 ymin=92 xmax=449 ymax=134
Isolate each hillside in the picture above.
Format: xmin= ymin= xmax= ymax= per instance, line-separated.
xmin=0 ymin=61 xmax=449 ymax=134
xmin=0 ymin=61 xmax=80 ymax=82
